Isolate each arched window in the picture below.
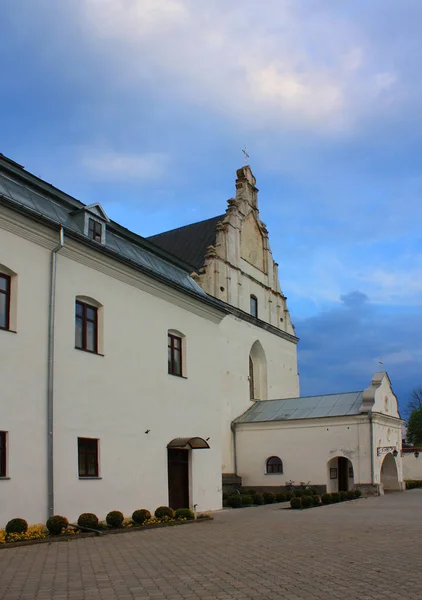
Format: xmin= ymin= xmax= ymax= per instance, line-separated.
xmin=248 ymin=340 xmax=267 ymax=400
xmin=266 ymin=456 xmax=283 ymax=474
xmin=250 ymin=295 xmax=258 ymax=318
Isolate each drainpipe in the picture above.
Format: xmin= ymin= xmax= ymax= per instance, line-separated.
xmin=369 ymin=410 xmax=375 ymax=486
xmin=47 ymin=227 xmax=64 ymax=518
xmin=231 ymin=422 xmax=238 ymax=475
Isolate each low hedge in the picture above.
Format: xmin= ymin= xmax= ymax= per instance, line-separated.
xmin=154 ymin=506 xmax=174 ymax=519
xmin=284 ymin=491 xmax=294 ymax=501
xmin=339 ymin=491 xmax=348 ymax=502
xmin=46 ymin=515 xmax=68 ymax=536
xmin=301 ymin=495 xmax=313 ymax=508
xmin=227 ymin=494 xmax=242 ymax=508
xmin=263 ymin=492 xmax=275 ymax=504
xmin=275 ymin=493 xmax=286 ymax=503
xmin=106 ymin=511 xmax=124 ymax=528
xmin=254 ymin=493 xmax=264 ymax=505
xmin=77 ymin=513 xmax=99 ymax=529
xmin=311 ymin=495 xmax=321 ymax=506
xmin=406 ymin=480 xmax=422 ymax=490
xmin=331 ymin=492 xmax=340 ymax=503
xmin=321 ymin=493 xmax=333 ymax=505
xmin=290 ymin=497 xmax=302 ymax=509
xmin=174 ymin=508 xmax=194 ymax=520
xmin=132 ymin=509 xmax=151 ymax=525
xmin=240 ymin=494 xmax=253 ymax=506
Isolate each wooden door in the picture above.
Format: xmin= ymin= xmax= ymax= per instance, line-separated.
xmin=167 ymin=449 xmax=189 ymax=509
xmin=338 ymin=457 xmax=349 ymax=492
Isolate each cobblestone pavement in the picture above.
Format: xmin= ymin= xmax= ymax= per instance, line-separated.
xmin=1 ymin=491 xmax=422 ymax=600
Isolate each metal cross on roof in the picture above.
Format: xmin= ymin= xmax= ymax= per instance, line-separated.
xmin=378 ymin=358 xmax=384 ymax=368
xmin=242 ymin=146 xmax=249 ymax=165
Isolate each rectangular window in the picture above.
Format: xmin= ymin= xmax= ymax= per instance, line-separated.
xmin=250 ymin=295 xmax=258 ymax=318
xmin=78 ymin=437 xmax=99 ymax=477
xmin=88 ymin=218 xmax=103 ymax=243
xmin=168 ymin=334 xmax=182 ymax=376
xmin=75 ymin=301 xmax=98 ymax=353
xmin=0 ymin=432 xmax=6 ymax=477
xmin=0 ymin=274 xmax=11 ymax=330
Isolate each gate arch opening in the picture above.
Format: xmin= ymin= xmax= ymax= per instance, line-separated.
xmin=380 ymin=452 xmax=400 ymax=492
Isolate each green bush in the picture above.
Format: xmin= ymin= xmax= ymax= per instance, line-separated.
xmin=263 ymin=492 xmax=275 ymax=504
xmin=331 ymin=492 xmax=340 ymax=503
xmin=154 ymin=506 xmax=175 ymax=519
xmin=311 ymin=495 xmax=321 ymax=506
xmin=290 ymin=497 xmax=302 ymax=509
xmin=405 ymin=480 xmax=422 ymax=489
xmin=301 ymin=495 xmax=313 ymax=508
xmin=254 ymin=493 xmax=264 ymax=505
xmin=294 ymin=490 xmax=304 ymax=498
xmin=175 ymin=508 xmax=194 ymax=520
xmin=46 ymin=515 xmax=68 ymax=536
xmin=6 ymin=518 xmax=28 ymax=534
xmin=240 ymin=494 xmax=253 ymax=506
xmin=354 ymin=489 xmax=362 ymax=498
xmin=346 ymin=490 xmax=355 ymax=500
xmin=106 ymin=511 xmax=124 ymax=528
xmin=321 ymin=493 xmax=333 ymax=505
xmin=227 ymin=494 xmax=242 ymax=508
xmin=284 ymin=491 xmax=294 ymax=501
xmin=77 ymin=513 xmax=99 ymax=529
xmin=132 ymin=509 xmax=151 ymax=524
xmin=339 ymin=491 xmax=347 ymax=502
xmin=222 ymin=492 xmax=228 ymax=501
xmin=275 ymin=493 xmax=286 ymax=503
xmin=244 ymin=489 xmax=256 ymax=497
xmin=302 ymin=488 xmax=316 ymax=496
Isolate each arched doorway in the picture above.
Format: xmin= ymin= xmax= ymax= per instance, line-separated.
xmin=327 ymin=457 xmax=354 ymax=492
xmin=380 ymin=453 xmax=400 ymax=491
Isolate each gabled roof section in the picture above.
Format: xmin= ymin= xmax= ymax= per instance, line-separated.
xmin=72 ymin=203 xmax=110 ymax=222
xmin=234 ymin=391 xmax=364 ymax=424
xmin=0 ymin=154 xmax=228 ymax=308
xmin=148 ymin=214 xmax=225 ymax=271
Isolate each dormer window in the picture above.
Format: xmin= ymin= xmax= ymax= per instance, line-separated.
xmin=88 ymin=218 xmax=103 ymax=243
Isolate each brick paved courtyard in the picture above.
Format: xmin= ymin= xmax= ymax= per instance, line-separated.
xmin=1 ymin=491 xmax=422 ymax=600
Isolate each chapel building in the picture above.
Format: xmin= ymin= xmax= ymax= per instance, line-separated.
xmin=0 ymin=155 xmax=403 ymax=525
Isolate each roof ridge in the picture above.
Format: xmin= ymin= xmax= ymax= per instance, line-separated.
xmin=261 ymin=390 xmax=363 ymax=402
xmin=148 ymin=214 xmax=225 ymax=238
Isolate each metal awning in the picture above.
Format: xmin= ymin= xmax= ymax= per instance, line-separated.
xmin=167 ymin=437 xmax=210 ymax=449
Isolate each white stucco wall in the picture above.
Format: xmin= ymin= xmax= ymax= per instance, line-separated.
xmin=0 ymin=209 xmax=225 ymax=524
xmin=219 ymin=315 xmax=299 ymax=474
xmin=402 ymin=452 xmax=422 ymax=480
xmin=235 ymin=416 xmax=372 ymax=489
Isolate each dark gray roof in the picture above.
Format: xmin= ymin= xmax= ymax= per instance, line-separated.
xmin=234 ymin=392 xmax=364 ymax=424
xmin=148 ymin=215 xmax=225 ymax=271
xmin=0 ymin=155 xmax=223 ymax=303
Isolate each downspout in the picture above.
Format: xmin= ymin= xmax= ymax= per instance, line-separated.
xmin=369 ymin=410 xmax=375 ymax=486
xmin=47 ymin=227 xmax=64 ymax=518
xmin=231 ymin=422 xmax=238 ymax=475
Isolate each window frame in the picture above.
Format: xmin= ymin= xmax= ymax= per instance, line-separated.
xmin=168 ymin=333 xmax=183 ymax=377
xmin=78 ymin=437 xmax=99 ymax=478
xmin=0 ymin=274 xmax=11 ymax=331
xmin=249 ymin=356 xmax=255 ymax=400
xmin=250 ymin=295 xmax=258 ymax=318
xmin=266 ymin=456 xmax=283 ymax=474
xmin=0 ymin=432 xmax=6 ymax=477
xmin=88 ymin=218 xmax=103 ymax=243
xmin=75 ymin=300 xmax=98 ymax=354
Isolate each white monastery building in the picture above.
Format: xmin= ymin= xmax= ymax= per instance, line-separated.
xmin=0 ymin=154 xmax=404 ymax=524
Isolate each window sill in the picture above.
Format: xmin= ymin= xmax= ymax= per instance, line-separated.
xmin=75 ymin=347 xmax=104 ymax=357
xmin=79 ymin=476 xmax=102 ymax=480
xmin=0 ymin=327 xmax=17 ymax=334
xmin=168 ymin=373 xmax=188 ymax=379
xmin=265 ymin=473 xmax=284 ymax=476
xmin=0 ymin=477 xmax=10 ymax=480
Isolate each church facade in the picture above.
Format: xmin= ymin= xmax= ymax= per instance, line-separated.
xmin=0 ymin=154 xmax=403 ymax=525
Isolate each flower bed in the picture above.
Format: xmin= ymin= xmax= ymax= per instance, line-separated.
xmin=0 ymin=508 xmax=212 ymax=549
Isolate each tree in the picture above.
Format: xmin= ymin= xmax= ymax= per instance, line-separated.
xmin=406 ymin=407 xmax=422 ymax=446
xmin=409 ymin=386 xmax=422 ymax=412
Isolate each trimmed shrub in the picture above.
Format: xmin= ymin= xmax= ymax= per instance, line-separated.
xmin=227 ymin=494 xmax=242 ymax=508
xmin=275 ymin=493 xmax=286 ymax=503
xmin=222 ymin=492 xmax=228 ymax=501
xmin=6 ymin=518 xmax=28 ymax=535
xmin=354 ymin=489 xmax=362 ymax=498
xmin=254 ymin=493 xmax=264 ymax=505
xmin=132 ymin=509 xmax=151 ymax=524
xmin=339 ymin=491 xmax=348 ymax=502
xmin=290 ymin=497 xmax=302 ymax=509
xmin=331 ymin=492 xmax=340 ymax=503
xmin=311 ymin=495 xmax=321 ymax=507
xmin=301 ymin=495 xmax=313 ymax=508
xmin=263 ymin=492 xmax=275 ymax=504
xmin=77 ymin=513 xmax=99 ymax=529
xmin=294 ymin=490 xmax=304 ymax=498
xmin=46 ymin=515 xmax=68 ymax=536
xmin=284 ymin=491 xmax=294 ymax=501
xmin=346 ymin=490 xmax=355 ymax=500
xmin=321 ymin=493 xmax=333 ymax=505
xmin=405 ymin=480 xmax=422 ymax=489
xmin=302 ymin=488 xmax=316 ymax=496
xmin=175 ymin=508 xmax=194 ymax=520
xmin=240 ymin=494 xmax=253 ymax=506
xmin=106 ymin=511 xmax=124 ymax=528
xmin=154 ymin=506 xmax=175 ymax=519
xmin=244 ymin=489 xmax=257 ymax=497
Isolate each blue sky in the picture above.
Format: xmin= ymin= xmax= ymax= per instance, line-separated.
xmin=2 ymin=0 xmax=421 ymax=412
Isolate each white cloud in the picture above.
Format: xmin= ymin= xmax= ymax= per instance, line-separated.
xmin=78 ymin=0 xmax=401 ymax=134
xmin=82 ymin=150 xmax=169 ymax=181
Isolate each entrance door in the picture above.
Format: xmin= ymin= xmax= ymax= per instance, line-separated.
xmin=167 ymin=449 xmax=189 ymax=509
xmin=338 ymin=457 xmax=349 ymax=492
